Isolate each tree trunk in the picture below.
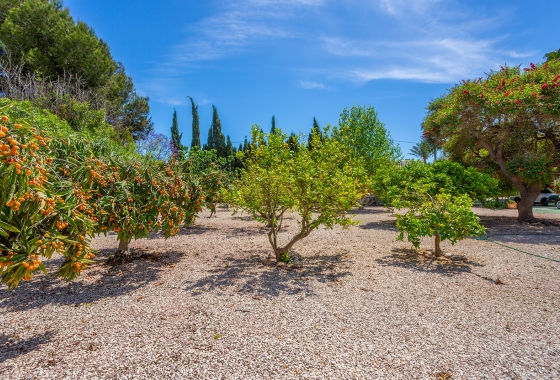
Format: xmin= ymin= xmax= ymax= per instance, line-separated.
xmin=434 ymin=232 xmax=442 ymax=257
xmin=515 ymin=184 xmax=541 ymax=222
xmin=118 ymin=239 xmax=130 ymax=253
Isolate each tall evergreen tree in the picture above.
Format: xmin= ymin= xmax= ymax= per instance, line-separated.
xmin=210 ymin=105 xmax=226 ymax=157
xmin=188 ymin=97 xmax=201 ymax=149
xmin=206 ymin=127 xmax=214 ymax=151
xmin=271 ymin=115 xmax=276 ymax=134
xmin=226 ymin=135 xmax=233 ymax=157
xmin=170 ymin=109 xmax=182 ymax=154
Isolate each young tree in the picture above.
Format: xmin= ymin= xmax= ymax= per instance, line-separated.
xmin=231 ymin=127 xmax=367 ymax=262
xmin=170 ymin=109 xmax=182 ymax=154
xmin=188 ymin=96 xmax=201 ymax=149
xmin=335 ymin=105 xmax=402 ymax=177
xmin=424 ymin=61 xmax=560 ymax=221
xmin=375 ymin=160 xmax=498 ymax=257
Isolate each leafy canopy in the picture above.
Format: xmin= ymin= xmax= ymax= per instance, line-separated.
xmin=230 ymin=126 xmax=368 ymax=261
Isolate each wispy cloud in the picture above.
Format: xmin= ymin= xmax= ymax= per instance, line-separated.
xmin=299 ymin=81 xmax=328 ymax=89
xmin=318 ymin=1 xmax=532 ymax=84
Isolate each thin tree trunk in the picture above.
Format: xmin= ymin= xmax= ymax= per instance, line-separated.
xmin=434 ymin=232 xmax=442 ymax=257
xmin=118 ymin=239 xmax=130 ymax=253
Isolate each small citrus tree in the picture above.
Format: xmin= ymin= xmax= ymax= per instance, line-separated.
xmin=231 ymin=127 xmax=367 ymax=262
xmin=375 ymin=160 xmax=498 ymax=256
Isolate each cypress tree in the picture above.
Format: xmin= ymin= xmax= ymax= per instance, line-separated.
xmin=271 ymin=115 xmax=276 ymax=134
xmin=211 ymin=105 xmax=226 ymax=157
xmin=170 ymin=109 xmax=183 ymax=154
xmin=188 ymin=97 xmax=201 ymax=149
xmin=226 ymin=135 xmax=233 ymax=157
xmin=206 ymin=127 xmax=214 ymax=151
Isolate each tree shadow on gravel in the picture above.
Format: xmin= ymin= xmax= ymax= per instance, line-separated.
xmin=359 ymin=219 xmax=397 ymax=232
xmin=374 ymin=248 xmax=484 ymax=278
xmin=351 ymin=207 xmax=388 ymax=215
xmin=183 ymin=251 xmax=352 ymax=297
xmin=476 ymin=213 xmax=560 ymax=246
xmin=0 ymin=248 xmax=182 ymax=313
xmin=0 ymin=330 xmax=55 ymax=363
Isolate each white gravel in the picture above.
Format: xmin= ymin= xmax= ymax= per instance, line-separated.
xmin=1 ymin=207 xmax=560 ymax=379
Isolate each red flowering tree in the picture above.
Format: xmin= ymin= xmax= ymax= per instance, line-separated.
xmin=424 ymin=60 xmax=560 ymax=222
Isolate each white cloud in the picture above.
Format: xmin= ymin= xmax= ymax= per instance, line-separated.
xmin=318 ymin=2 xmax=531 ymax=84
xmin=299 ymin=81 xmax=327 ymax=89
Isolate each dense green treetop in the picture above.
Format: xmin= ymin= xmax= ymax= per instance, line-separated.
xmin=423 ymin=60 xmax=560 ymax=221
xmin=334 ymin=105 xmax=402 ymax=177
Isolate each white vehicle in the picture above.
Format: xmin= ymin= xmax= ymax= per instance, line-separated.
xmin=510 ymin=188 xmax=558 ymax=207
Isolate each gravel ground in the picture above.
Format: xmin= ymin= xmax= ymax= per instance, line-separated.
xmin=1 ymin=207 xmax=560 ymax=379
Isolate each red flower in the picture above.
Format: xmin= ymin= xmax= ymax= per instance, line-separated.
xmin=515 ymin=99 xmax=521 ymax=104
xmin=480 ymin=93 xmax=485 ymax=99
xmin=530 ymin=62 xmax=536 ymax=69
xmin=504 ymin=91 xmax=511 ymax=97
xmin=531 ymin=93 xmax=537 ymax=97
xmin=553 ymin=75 xmax=560 ymax=83
xmin=463 ymin=90 xmax=469 ymax=95
xmin=542 ymin=83 xmax=549 ymax=90
xmin=501 ymin=79 xmax=507 ymax=86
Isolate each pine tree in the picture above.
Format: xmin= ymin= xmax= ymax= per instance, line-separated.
xmin=271 ymin=115 xmax=276 ymax=134
xmin=308 ymin=117 xmax=323 ymax=150
xmin=210 ymin=105 xmax=226 ymax=157
xmin=188 ymin=97 xmax=201 ymax=149
xmin=170 ymin=109 xmax=182 ymax=155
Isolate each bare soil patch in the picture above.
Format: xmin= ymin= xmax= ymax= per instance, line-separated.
xmin=1 ymin=207 xmax=560 ymax=379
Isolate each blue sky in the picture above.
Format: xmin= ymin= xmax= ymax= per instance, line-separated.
xmin=64 ymin=0 xmax=558 ymax=156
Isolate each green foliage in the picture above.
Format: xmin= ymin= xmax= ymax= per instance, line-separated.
xmin=335 ymin=105 xmax=402 ymax=177
xmin=189 ymin=97 xmax=201 ymax=149
xmin=271 ymin=115 xmax=276 ymax=134
xmin=423 ymin=60 xmax=560 ymax=221
xmin=230 ymin=126 xmax=367 ymax=260
xmin=0 ymin=0 xmax=115 ymax=88
xmin=0 ymin=1 xmax=153 ymax=140
xmin=0 ymin=98 xmax=203 ymax=288
xmin=206 ymin=105 xmax=227 ymax=157
xmin=375 ymin=160 xmax=495 ymax=255
xmin=0 ymin=102 xmax=96 ymax=288
xmin=170 ymin=109 xmax=182 ymax=154
xmin=409 ymin=140 xmax=432 ymax=163
xmin=308 ymin=117 xmax=323 ymax=150
xmin=395 ymin=193 xmax=485 ymax=251
xmin=184 ymin=148 xmax=231 ymax=214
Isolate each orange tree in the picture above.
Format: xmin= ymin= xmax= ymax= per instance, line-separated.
xmin=424 ymin=59 xmax=560 ymax=222
xmin=0 ymin=103 xmax=96 ymax=288
xmin=88 ymin=154 xmax=204 ymax=259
